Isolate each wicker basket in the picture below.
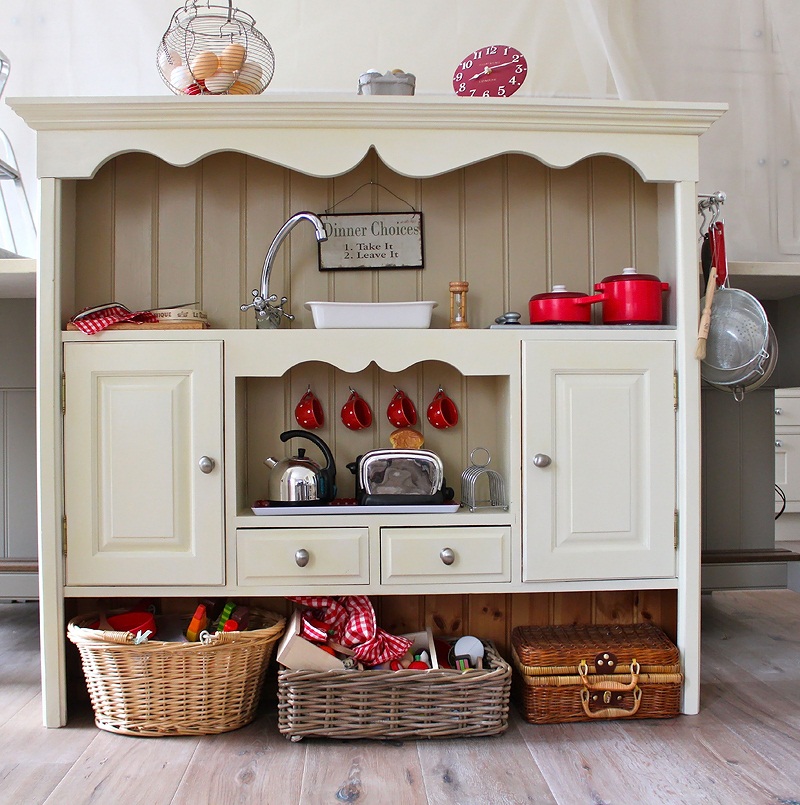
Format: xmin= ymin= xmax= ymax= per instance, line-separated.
xmin=67 ymin=608 xmax=286 ymax=736
xmin=512 ymin=623 xmax=683 ymax=724
xmin=278 ymin=640 xmax=511 ymax=741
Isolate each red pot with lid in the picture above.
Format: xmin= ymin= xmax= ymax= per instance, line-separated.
xmin=529 ymin=285 xmax=592 ymax=324
xmin=582 ymin=267 xmax=670 ymax=324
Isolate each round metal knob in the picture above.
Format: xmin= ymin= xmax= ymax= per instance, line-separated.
xmin=295 ymin=549 xmax=310 ymax=567
xmin=533 ymin=453 xmax=552 ymax=468
xmin=198 ymin=456 xmax=216 ymax=474
xmin=440 ymin=547 xmax=455 ymax=566
xmin=776 ymin=407 xmax=783 ymax=415
xmin=776 ymin=439 xmax=783 ymax=448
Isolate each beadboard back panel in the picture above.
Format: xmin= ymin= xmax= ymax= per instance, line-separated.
xmin=71 ymin=151 xmax=658 ymax=330
xmin=67 ymin=149 xmax=672 ymax=637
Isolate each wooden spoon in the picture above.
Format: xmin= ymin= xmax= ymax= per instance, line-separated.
xmin=695 ymin=267 xmax=718 ymax=360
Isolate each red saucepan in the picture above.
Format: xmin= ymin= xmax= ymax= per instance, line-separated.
xmin=577 ymin=268 xmax=670 ymax=324
xmin=529 ymin=285 xmax=592 ymax=324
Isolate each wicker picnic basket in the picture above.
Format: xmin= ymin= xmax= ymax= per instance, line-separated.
xmin=67 ymin=608 xmax=286 ymax=736
xmin=512 ymin=623 xmax=683 ymax=724
xmin=277 ymin=640 xmax=511 ymax=741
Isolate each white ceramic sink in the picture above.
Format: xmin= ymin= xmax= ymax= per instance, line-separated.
xmin=304 ymin=301 xmax=437 ymax=329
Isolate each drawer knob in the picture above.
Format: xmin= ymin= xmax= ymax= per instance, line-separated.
xmin=776 ymin=439 xmax=783 ymax=448
xmin=533 ymin=453 xmax=552 ymax=468
xmin=198 ymin=455 xmax=216 ymax=474
xmin=775 ymin=407 xmax=783 ymax=415
xmin=295 ymin=548 xmax=310 ymax=567
xmin=440 ymin=547 xmax=455 ymax=566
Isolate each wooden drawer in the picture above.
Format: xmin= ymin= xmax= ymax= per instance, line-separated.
xmin=775 ymin=390 xmax=800 ymax=429
xmin=236 ymin=528 xmax=369 ymax=586
xmin=380 ymin=526 xmax=511 ymax=585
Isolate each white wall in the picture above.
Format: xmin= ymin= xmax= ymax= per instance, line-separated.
xmin=1 ymin=1 xmax=797 ymax=263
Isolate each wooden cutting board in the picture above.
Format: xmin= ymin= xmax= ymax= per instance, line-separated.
xmin=66 ymin=321 xmax=209 ymax=331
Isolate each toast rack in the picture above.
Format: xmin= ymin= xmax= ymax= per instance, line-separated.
xmin=460 ymin=447 xmax=508 ymax=511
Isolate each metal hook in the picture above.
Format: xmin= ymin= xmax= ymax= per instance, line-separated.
xmin=698 ymin=206 xmax=709 ymax=239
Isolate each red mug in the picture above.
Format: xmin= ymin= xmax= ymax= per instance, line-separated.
xmin=387 ymin=386 xmax=417 ymax=428
xmin=295 ymin=386 xmax=324 ymax=430
xmin=341 ymin=388 xmax=373 ymax=430
xmin=427 ymin=386 xmax=458 ymax=429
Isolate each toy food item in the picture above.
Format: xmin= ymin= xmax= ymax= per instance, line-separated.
xmin=237 ymin=61 xmax=263 ymax=91
xmin=205 ymin=69 xmax=235 ymax=93
xmin=190 ymin=50 xmax=220 ymax=81
xmin=227 ymin=80 xmax=253 ymax=95
xmin=220 ymin=43 xmax=246 ymax=72
xmin=169 ymin=65 xmax=194 ymax=91
xmin=389 ymin=427 xmax=424 ymax=449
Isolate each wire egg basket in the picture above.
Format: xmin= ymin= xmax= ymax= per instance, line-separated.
xmin=157 ymin=1 xmax=275 ymax=96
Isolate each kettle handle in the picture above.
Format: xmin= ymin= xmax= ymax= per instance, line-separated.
xmin=280 ymin=429 xmax=335 ymax=473
xmin=279 ymin=430 xmax=337 ymax=502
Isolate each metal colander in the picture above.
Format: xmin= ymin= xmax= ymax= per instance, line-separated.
xmin=157 ymin=1 xmax=275 ymax=96
xmin=706 ymin=324 xmax=777 ymax=401
xmin=701 ymin=286 xmax=770 ymax=386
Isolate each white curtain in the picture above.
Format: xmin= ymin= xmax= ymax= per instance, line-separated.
xmin=1 ymin=0 xmax=797 ymax=263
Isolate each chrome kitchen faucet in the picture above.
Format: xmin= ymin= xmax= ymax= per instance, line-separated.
xmin=241 ymin=211 xmax=328 ymax=329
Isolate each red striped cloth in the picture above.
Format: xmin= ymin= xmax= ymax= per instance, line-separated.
xmin=70 ymin=304 xmax=159 ymax=334
xmin=289 ymin=595 xmax=412 ymax=666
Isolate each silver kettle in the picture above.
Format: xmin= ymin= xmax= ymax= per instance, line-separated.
xmin=264 ymin=430 xmax=337 ymax=505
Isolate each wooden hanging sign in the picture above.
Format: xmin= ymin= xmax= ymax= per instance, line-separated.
xmin=318 ymin=212 xmax=424 ymax=271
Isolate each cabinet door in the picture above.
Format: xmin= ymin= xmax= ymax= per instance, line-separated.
xmin=775 ymin=434 xmax=800 ymax=513
xmin=63 ymin=341 xmax=224 ymax=586
xmin=522 ymin=341 xmax=676 ymax=581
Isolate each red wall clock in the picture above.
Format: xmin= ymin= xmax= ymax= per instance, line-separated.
xmin=453 ymin=44 xmax=528 ymax=97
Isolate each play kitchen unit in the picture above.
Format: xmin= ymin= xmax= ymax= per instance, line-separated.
xmin=10 ymin=94 xmax=725 ymax=727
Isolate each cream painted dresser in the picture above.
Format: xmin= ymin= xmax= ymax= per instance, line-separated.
xmin=10 ymin=95 xmax=724 ymax=726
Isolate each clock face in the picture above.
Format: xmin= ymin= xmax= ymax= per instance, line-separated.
xmin=453 ymin=44 xmax=528 ymax=98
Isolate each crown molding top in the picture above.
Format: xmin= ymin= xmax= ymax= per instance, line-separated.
xmin=9 ymin=93 xmax=727 ymax=182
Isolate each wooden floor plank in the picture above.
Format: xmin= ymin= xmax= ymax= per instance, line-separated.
xmin=0 ymin=760 xmax=77 ymax=805
xmin=1 ymin=591 xmax=799 ymax=804
xmin=518 ymin=714 xmax=779 ymax=805
xmin=170 ymin=713 xmax=306 ymax=805
xmin=416 ymin=719 xmax=556 ymax=805
xmin=296 ymin=738 xmax=428 ymax=805
xmin=42 ymin=730 xmax=199 ymax=805
xmin=0 ymin=601 xmax=41 ymax=728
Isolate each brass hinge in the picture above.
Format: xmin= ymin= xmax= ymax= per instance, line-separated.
xmin=674 ymin=510 xmax=679 ymax=549
xmin=673 ymin=372 xmax=678 ymax=411
xmin=61 ymin=373 xmax=66 ymax=416
xmin=62 ymin=515 xmax=68 ymax=556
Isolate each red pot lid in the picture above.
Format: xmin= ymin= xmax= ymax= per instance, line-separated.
xmin=600 ymin=267 xmax=662 ymax=283
xmin=530 ymin=284 xmax=588 ymax=300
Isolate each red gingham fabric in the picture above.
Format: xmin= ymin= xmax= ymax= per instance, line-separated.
xmin=71 ymin=305 xmax=159 ymax=334
xmin=289 ymin=595 xmax=412 ymax=666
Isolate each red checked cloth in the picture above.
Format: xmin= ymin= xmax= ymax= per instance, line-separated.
xmin=289 ymin=595 xmax=412 ymax=666
xmin=70 ymin=304 xmax=158 ymax=334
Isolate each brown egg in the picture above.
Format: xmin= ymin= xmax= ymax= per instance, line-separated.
xmin=227 ymin=81 xmax=252 ymax=95
xmin=190 ymin=51 xmax=219 ymax=81
xmin=220 ymin=43 xmax=246 ymax=72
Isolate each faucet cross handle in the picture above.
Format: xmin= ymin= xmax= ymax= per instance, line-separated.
xmin=241 ymin=289 xmax=282 ymax=314
xmin=273 ymin=297 xmax=295 ymax=321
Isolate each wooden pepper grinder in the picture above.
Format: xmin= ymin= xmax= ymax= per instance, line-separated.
xmin=449 ymin=281 xmax=469 ymax=329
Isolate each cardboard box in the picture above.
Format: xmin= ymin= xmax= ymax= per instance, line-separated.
xmin=275 ymin=610 xmax=345 ymax=672
xmin=401 ymin=627 xmax=439 ymax=669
